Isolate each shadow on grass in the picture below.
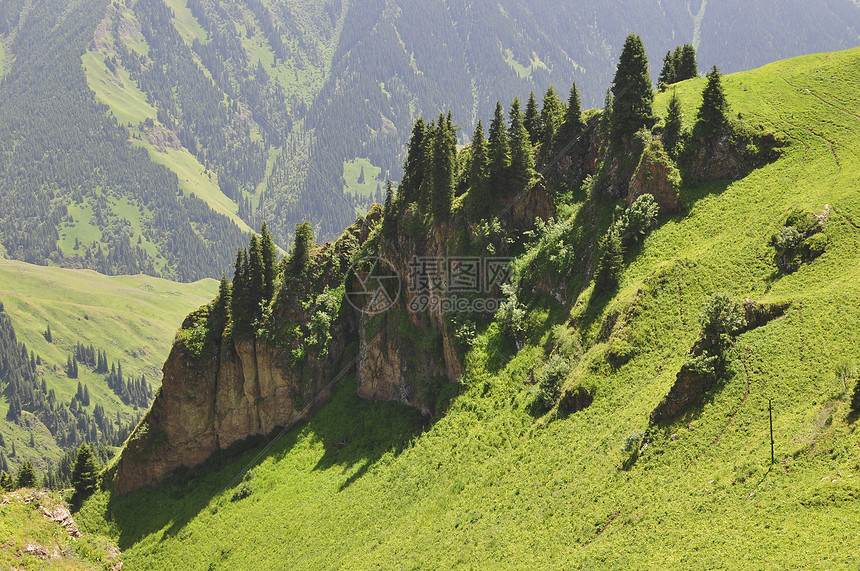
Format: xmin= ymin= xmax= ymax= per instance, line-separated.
xmin=104 ymin=377 xmax=429 ymax=549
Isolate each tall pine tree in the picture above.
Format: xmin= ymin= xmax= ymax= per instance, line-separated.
xmin=658 ymin=50 xmax=676 ymax=90
xmin=248 ymin=234 xmax=264 ymax=317
xmin=611 ymin=34 xmax=654 ymax=144
xmin=677 ymin=44 xmax=698 ymax=81
xmin=487 ymin=102 xmax=510 ymax=196
xmin=696 ymin=66 xmax=729 ymax=135
xmin=508 ymin=99 xmax=535 ymax=194
xmin=466 ymin=120 xmax=489 ymax=216
xmin=539 ymin=86 xmax=566 ymax=158
xmin=399 ymin=118 xmax=427 ymax=203
xmin=523 ymin=92 xmax=541 ymax=145
xmin=260 ymin=222 xmax=277 ymax=303
xmin=431 ymin=113 xmax=457 ymax=221
xmin=663 ymin=88 xmax=683 ymax=157
xmin=556 ymin=83 xmax=587 ymax=152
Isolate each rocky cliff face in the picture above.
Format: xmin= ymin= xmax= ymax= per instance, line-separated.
xmin=115 ymin=184 xmax=555 ymax=494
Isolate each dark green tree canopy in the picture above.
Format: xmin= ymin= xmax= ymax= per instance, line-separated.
xmin=400 ymin=117 xmax=427 ymax=203
xmin=696 ymin=66 xmax=729 ymax=135
xmin=431 ymin=113 xmax=457 ymax=221
xmin=72 ymin=444 xmax=99 ymax=504
xmin=663 ymin=88 xmax=684 ymax=157
xmin=487 ymin=101 xmax=511 ymax=194
xmin=611 ymin=34 xmax=654 ymax=143
xmin=539 ymin=86 xmax=566 ymax=155
xmin=289 ymin=221 xmax=314 ymax=277
xmin=507 ymin=99 xmax=536 ymax=194
xmin=523 ymin=92 xmax=541 ymax=145
xmin=466 ymin=120 xmax=490 ymax=217
xmin=557 ymin=82 xmax=587 ymax=151
xmin=16 ymin=460 xmax=37 ymax=489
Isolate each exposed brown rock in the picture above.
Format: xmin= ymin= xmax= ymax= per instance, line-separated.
xmin=627 ymin=141 xmax=681 ymax=213
xmin=650 ymin=300 xmax=791 ymax=424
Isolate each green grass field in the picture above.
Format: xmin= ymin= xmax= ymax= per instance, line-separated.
xmin=162 ymin=0 xmax=208 ymax=45
xmin=0 ymin=260 xmax=217 ymax=472
xmin=342 ymin=158 xmax=383 ymax=198
xmin=78 ymin=48 xmax=860 ymax=568
xmin=82 ymin=51 xmax=157 ymax=127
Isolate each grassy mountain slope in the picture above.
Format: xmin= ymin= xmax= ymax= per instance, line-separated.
xmin=77 ymin=48 xmax=860 ymax=568
xmin=0 ymin=260 xmax=217 ymax=474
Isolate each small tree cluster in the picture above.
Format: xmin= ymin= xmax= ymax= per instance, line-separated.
xmin=771 ymin=209 xmax=827 ymax=272
xmin=698 ymin=292 xmax=746 ymax=354
xmin=594 ymin=194 xmax=661 ymax=293
xmin=15 ymin=460 xmax=37 ymax=489
xmin=658 ymin=44 xmax=698 ymax=89
xmin=232 ymin=223 xmax=279 ymax=335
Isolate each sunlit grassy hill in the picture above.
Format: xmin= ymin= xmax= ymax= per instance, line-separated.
xmin=80 ymin=47 xmax=860 ymax=569
xmin=0 ymin=259 xmax=217 ymax=472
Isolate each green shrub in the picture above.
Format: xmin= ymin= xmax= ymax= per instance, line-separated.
xmin=618 ymin=193 xmax=660 ymax=246
xmin=801 ymin=232 xmax=828 ymax=260
xmin=536 ymin=354 xmax=572 ymax=409
xmin=622 ymin=430 xmax=644 ymax=455
xmin=698 ymin=293 xmax=745 ymax=352
xmin=785 ymin=208 xmax=820 ymax=236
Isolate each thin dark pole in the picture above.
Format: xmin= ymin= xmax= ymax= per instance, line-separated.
xmin=769 ymin=399 xmax=774 ymax=464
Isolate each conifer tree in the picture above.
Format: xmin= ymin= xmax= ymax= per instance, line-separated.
xmin=231 ymin=247 xmax=248 ymax=321
xmin=431 ymin=113 xmax=456 ymax=221
xmin=83 ymin=384 xmax=90 ymax=407
xmin=539 ymin=86 xmax=566 ymax=157
xmin=400 ymin=118 xmax=426 ymax=204
xmin=289 ymin=222 xmax=313 ymax=276
xmin=260 ymin=222 xmax=277 ymax=303
xmin=417 ymin=121 xmax=437 ymax=214
xmin=466 ymin=120 xmax=489 ymax=216
xmin=248 ymin=234 xmax=264 ymax=314
xmin=71 ymin=444 xmax=99 ymax=505
xmin=381 ymin=179 xmax=397 ymax=240
xmin=508 ymin=99 xmax=536 ymax=194
xmin=611 ymin=34 xmax=654 ymax=143
xmin=658 ymin=51 xmax=676 ymax=90
xmin=599 ymin=88 xmax=614 ymax=142
xmin=595 ymin=226 xmax=625 ymax=293
xmin=216 ymin=274 xmax=232 ymax=325
xmin=43 ymin=324 xmax=52 ymax=343
xmin=16 ymin=460 xmax=37 ymax=489
xmin=0 ymin=470 xmax=12 ymax=492
xmin=523 ymin=92 xmax=541 ymax=144
xmin=487 ymin=102 xmax=510 ymax=195
xmin=677 ymin=44 xmax=698 ymax=81
xmin=557 ymin=82 xmax=587 ymax=151
xmin=663 ymin=88 xmax=683 ymax=157
xmin=696 ymin=66 xmax=729 ymax=135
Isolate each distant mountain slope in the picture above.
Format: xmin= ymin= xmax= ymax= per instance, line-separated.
xmin=0 ymin=259 xmax=217 ymax=476
xmin=0 ymin=0 xmax=857 ymax=272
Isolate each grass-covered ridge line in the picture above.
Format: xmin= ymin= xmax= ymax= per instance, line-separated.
xmin=81 ymin=47 xmax=860 ymax=567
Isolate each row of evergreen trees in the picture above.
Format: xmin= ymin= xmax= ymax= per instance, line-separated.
xmin=658 ymin=44 xmax=699 ymax=90
xmin=389 ymin=80 xmax=589 ymax=227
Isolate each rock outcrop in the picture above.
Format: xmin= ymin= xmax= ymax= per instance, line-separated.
xmin=650 ymin=300 xmax=790 ymax=423
xmin=115 ymin=182 xmax=555 ymax=494
xmin=627 ymin=140 xmax=682 ymax=213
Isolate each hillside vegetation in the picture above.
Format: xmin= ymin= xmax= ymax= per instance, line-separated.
xmin=0 ymin=259 xmax=217 ymax=478
xmin=77 ymin=47 xmax=860 ymax=568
